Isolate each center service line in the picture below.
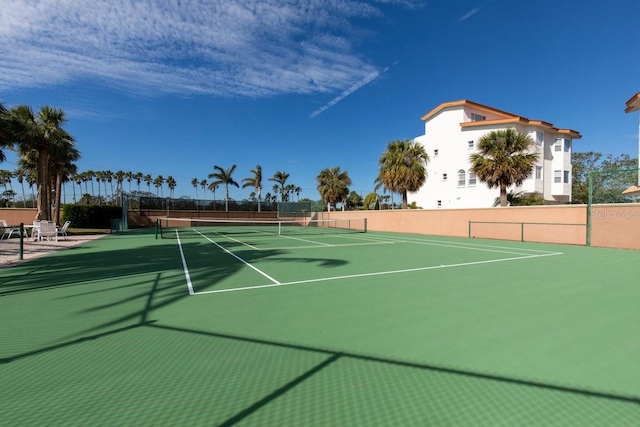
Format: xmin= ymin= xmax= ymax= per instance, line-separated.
xmin=195 ymin=230 xmax=281 ymax=285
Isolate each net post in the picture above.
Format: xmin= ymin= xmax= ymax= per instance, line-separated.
xmin=364 ymin=218 xmax=368 ymax=233
xmin=587 ymin=171 xmax=593 ymax=246
xmin=19 ymin=223 xmax=24 ymax=260
xmin=468 ymin=221 xmax=471 ymax=238
xmin=155 ymin=219 xmax=159 ymax=239
xmin=521 ymin=223 xmax=524 ymax=242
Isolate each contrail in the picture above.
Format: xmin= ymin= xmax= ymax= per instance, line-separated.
xmin=310 ymin=66 xmax=389 ymax=118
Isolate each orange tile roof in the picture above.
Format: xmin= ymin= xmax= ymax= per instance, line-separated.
xmin=625 ymin=92 xmax=640 ymax=113
xmin=420 ymin=99 xmax=582 ymax=139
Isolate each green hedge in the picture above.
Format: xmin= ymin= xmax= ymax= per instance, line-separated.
xmin=62 ymin=204 xmax=122 ymax=228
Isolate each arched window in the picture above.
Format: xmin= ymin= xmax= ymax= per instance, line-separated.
xmin=457 ymin=169 xmax=466 ymax=187
xmin=468 ymin=170 xmax=477 ymax=186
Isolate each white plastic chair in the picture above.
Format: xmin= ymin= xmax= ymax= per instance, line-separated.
xmin=30 ymin=220 xmax=41 ymax=241
xmin=57 ymin=221 xmax=71 ymax=240
xmin=1 ymin=220 xmax=19 ymax=240
xmin=38 ymin=221 xmax=58 ymax=242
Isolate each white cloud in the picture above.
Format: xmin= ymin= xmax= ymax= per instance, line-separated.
xmin=0 ymin=0 xmax=412 ymax=99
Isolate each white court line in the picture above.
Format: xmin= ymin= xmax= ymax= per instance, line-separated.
xmin=176 ymin=231 xmax=195 ymax=295
xmin=194 ymin=251 xmax=562 ymax=295
xmin=209 ymin=229 xmax=261 ymax=251
xmin=195 ymin=230 xmax=281 ymax=285
xmin=278 ymin=233 xmax=333 ymax=247
xmin=335 ymin=233 xmax=561 ymax=256
xmin=265 ymin=241 xmax=395 ymax=251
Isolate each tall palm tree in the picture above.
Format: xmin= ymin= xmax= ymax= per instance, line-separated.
xmin=153 ymin=175 xmax=164 ymax=197
xmin=469 ymin=128 xmax=539 ymax=207
xmin=114 ymin=170 xmax=125 ymax=204
xmin=49 ymin=132 xmax=80 ymax=222
xmin=166 ymin=176 xmax=177 ymax=198
xmin=144 ymin=174 xmax=152 ymax=195
xmin=135 ymin=172 xmax=143 ymax=193
xmin=317 ymin=167 xmax=352 ymax=211
xmin=10 ymin=105 xmax=71 ymax=220
xmin=15 ymin=167 xmax=28 ymax=207
xmin=208 ymin=164 xmax=239 ymax=212
xmin=191 ymin=178 xmax=199 ymax=200
xmin=125 ymin=171 xmax=133 ymax=194
xmin=199 ymin=179 xmax=208 ymax=204
xmin=242 ymin=165 xmax=263 ymax=212
xmin=378 ymin=139 xmax=429 ymax=209
xmin=269 ymin=171 xmax=290 ymax=202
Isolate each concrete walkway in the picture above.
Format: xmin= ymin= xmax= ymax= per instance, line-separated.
xmin=0 ymin=234 xmax=106 ymax=267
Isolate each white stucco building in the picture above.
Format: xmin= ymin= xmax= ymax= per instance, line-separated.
xmin=410 ymin=100 xmax=581 ymax=209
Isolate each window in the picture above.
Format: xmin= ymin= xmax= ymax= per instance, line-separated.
xmin=470 ymin=113 xmax=486 ymax=122
xmin=468 ymin=140 xmax=474 ymax=149
xmin=535 ymin=132 xmax=544 ymax=146
xmin=535 ymin=166 xmax=542 ymax=180
xmin=564 ymin=139 xmax=571 ymax=152
xmin=564 ymin=171 xmax=570 ymax=183
xmin=554 ymin=138 xmax=563 ymax=152
xmin=434 ymin=149 xmax=439 ymax=157
xmin=442 ymin=173 xmax=448 ymax=181
xmin=437 ymin=200 xmax=442 ymax=208
xmin=457 ymin=169 xmax=466 ymax=186
xmin=468 ymin=170 xmax=476 ymax=186
xmin=554 ymin=170 xmax=562 ymax=183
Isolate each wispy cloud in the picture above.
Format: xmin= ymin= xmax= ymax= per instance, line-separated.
xmin=0 ymin=0 xmax=412 ymax=99
xmin=310 ymin=66 xmax=389 ymax=118
xmin=459 ymin=7 xmax=481 ymax=22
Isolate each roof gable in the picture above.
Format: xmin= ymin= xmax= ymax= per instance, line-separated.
xmin=626 ymin=92 xmax=640 ymax=113
xmin=420 ymin=99 xmax=581 ymax=139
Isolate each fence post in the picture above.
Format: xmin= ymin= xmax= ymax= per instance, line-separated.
xmin=19 ymin=223 xmax=24 ymax=260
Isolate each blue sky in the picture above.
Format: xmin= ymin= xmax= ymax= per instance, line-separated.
xmin=1 ymin=0 xmax=638 ymax=203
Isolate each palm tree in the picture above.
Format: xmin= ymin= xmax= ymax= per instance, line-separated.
xmin=153 ymin=175 xmax=164 ymax=197
xmin=378 ymin=139 xmax=429 ymax=209
xmin=0 ymin=102 xmax=14 ymax=161
xmin=125 ymin=171 xmax=133 ymax=194
xmin=144 ymin=174 xmax=152 ymax=195
xmin=269 ymin=171 xmax=290 ymax=202
xmin=114 ymin=170 xmax=125 ymax=204
xmin=242 ymin=165 xmax=263 ymax=212
xmin=48 ymin=133 xmax=80 ymax=222
xmin=135 ymin=172 xmax=143 ymax=193
xmin=191 ymin=178 xmax=199 ymax=200
xmin=199 ymin=179 xmax=208 ymax=204
xmin=317 ymin=167 xmax=352 ymax=211
xmin=469 ymin=128 xmax=539 ymax=207
xmin=9 ymin=105 xmax=71 ymax=220
xmin=208 ymin=165 xmax=238 ymax=212
xmin=15 ymin=167 xmax=28 ymax=207
xmin=166 ymin=176 xmax=177 ymax=198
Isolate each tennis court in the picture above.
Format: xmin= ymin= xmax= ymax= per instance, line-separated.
xmin=1 ymin=222 xmax=639 ymax=426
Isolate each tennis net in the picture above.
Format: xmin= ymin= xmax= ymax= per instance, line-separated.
xmin=158 ymin=217 xmax=367 ymax=238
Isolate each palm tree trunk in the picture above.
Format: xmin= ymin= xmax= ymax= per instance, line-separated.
xmin=500 ymin=184 xmax=508 ymax=207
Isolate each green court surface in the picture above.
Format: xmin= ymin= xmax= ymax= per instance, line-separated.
xmin=1 ymin=227 xmax=639 ymax=426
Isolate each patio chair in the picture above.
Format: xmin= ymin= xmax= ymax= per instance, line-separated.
xmin=38 ymin=221 xmax=58 ymax=242
xmin=1 ymin=220 xmax=20 ymax=240
xmin=57 ymin=221 xmax=71 ymax=240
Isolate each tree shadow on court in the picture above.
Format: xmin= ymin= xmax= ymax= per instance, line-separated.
xmin=0 ymin=233 xmax=351 ymax=356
